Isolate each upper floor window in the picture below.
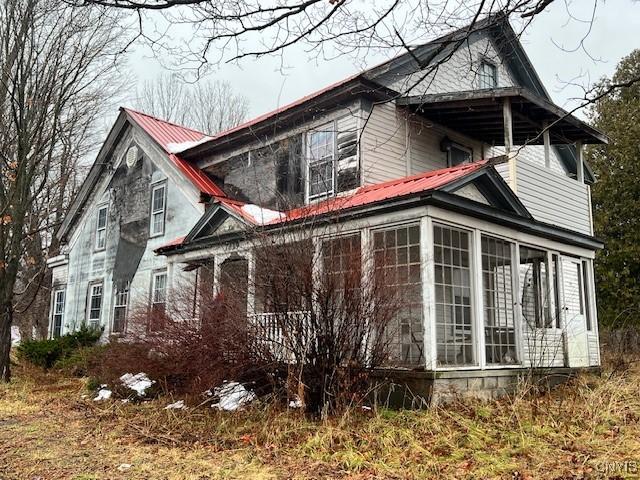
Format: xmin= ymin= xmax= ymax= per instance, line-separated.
xmin=441 ymin=138 xmax=472 ymax=167
xmin=95 ymin=205 xmax=108 ymax=251
xmin=478 ymin=61 xmax=497 ymax=89
xmin=150 ymin=183 xmax=166 ymax=237
xmin=87 ymin=282 xmax=103 ymax=330
xmin=307 ymin=122 xmax=336 ymax=201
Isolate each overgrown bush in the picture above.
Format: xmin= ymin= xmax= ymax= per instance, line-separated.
xmin=17 ymin=325 xmax=102 ymax=369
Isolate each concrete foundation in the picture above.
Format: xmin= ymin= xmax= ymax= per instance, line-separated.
xmin=370 ymin=366 xmax=601 ymax=408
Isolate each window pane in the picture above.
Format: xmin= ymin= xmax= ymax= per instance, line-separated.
xmin=309 ymin=160 xmax=334 ymax=198
xmin=519 ymin=246 xmax=552 ymax=328
xmin=152 ymin=186 xmax=165 ymax=212
xmin=479 ymin=61 xmax=497 ymax=88
xmin=482 ymin=236 xmax=518 ymax=365
xmin=435 ymin=224 xmax=475 ymax=366
xmin=97 ymin=207 xmax=107 ymax=228
xmin=88 ymin=284 xmax=103 ymax=325
xmin=373 ymin=224 xmax=423 ymax=366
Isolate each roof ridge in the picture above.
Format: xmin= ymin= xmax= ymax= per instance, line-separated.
xmin=121 ymin=107 xmax=210 ymax=137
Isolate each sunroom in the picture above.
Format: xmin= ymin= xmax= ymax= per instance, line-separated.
xmin=157 ymin=159 xmax=603 ymax=393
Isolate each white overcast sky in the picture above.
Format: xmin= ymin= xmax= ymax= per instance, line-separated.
xmin=124 ymin=0 xmax=639 ymax=125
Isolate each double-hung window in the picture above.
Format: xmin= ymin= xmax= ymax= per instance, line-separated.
xmin=150 ymin=183 xmax=166 ymax=237
xmin=478 ymin=60 xmax=497 ymax=89
xmin=307 ymin=122 xmax=336 ymax=201
xmin=149 ymin=271 xmax=168 ymax=332
xmin=52 ymin=289 xmax=66 ymax=338
xmin=112 ymin=282 xmax=129 ymax=334
xmin=87 ymin=282 xmax=103 ymax=330
xmin=95 ymin=205 xmax=108 ymax=250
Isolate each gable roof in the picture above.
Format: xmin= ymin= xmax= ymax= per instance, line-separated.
xmin=121 ymin=109 xmax=224 ymax=197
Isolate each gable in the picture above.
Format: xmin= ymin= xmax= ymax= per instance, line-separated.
xmin=440 ymin=166 xmax=532 ymax=219
xmin=184 ymin=204 xmax=250 ymax=245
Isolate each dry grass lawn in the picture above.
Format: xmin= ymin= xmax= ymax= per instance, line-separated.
xmin=1 ymin=361 xmax=639 ymax=479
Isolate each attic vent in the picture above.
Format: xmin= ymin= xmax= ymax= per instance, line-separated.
xmin=125 ymin=146 xmax=139 ymax=169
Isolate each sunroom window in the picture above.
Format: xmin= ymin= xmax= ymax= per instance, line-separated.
xmin=373 ymin=224 xmax=423 ymax=365
xmin=434 ymin=224 xmax=474 ymax=366
xmin=481 ymin=235 xmax=518 ymax=365
xmin=519 ymin=246 xmax=553 ymax=329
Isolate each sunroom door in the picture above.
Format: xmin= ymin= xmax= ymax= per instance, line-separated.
xmin=561 ymin=257 xmax=589 ymax=367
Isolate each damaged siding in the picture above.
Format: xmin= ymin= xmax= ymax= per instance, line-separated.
xmin=55 ymin=126 xmax=202 ymax=337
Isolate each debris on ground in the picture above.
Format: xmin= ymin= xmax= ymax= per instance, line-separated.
xmin=119 ymin=372 xmax=154 ymax=397
xmin=164 ymin=400 xmax=186 ymax=410
xmin=94 ymin=388 xmax=112 ymax=401
xmin=211 ymin=382 xmax=256 ymax=411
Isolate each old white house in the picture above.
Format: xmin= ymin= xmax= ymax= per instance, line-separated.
xmin=48 ymin=18 xmax=605 ymax=400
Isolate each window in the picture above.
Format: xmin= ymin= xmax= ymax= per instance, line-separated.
xmin=307 ymin=123 xmax=336 ymax=201
xmin=519 ymin=246 xmax=552 ymax=328
xmin=552 ymin=254 xmax=563 ymax=329
xmin=149 ymin=271 xmax=168 ymax=332
xmin=95 ymin=205 xmax=108 ymax=250
xmin=441 ymin=138 xmax=472 ymax=167
xmin=150 ymin=183 xmax=166 ymax=236
xmin=112 ymin=282 xmax=129 ymax=334
xmin=87 ymin=283 xmax=103 ymax=330
xmin=52 ymin=289 xmax=66 ymax=338
xmin=481 ymin=236 xmax=517 ymax=365
xmin=478 ymin=60 xmax=497 ymax=89
xmin=434 ymin=224 xmax=474 ymax=366
xmin=580 ymin=260 xmax=593 ymax=331
xmin=373 ymin=224 xmax=423 ymax=365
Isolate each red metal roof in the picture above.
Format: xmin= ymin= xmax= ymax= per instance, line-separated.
xmin=156 ymin=161 xmax=488 ymax=251
xmin=123 ymin=108 xmax=225 ymax=197
xmin=281 ymin=161 xmax=487 ymax=223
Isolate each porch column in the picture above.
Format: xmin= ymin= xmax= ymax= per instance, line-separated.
xmin=575 ymin=140 xmax=584 ymax=183
xmin=503 ymin=98 xmax=517 ymax=192
xmin=420 ymin=216 xmax=436 ymax=370
xmin=247 ymin=250 xmax=256 ymax=317
xmin=360 ymin=228 xmax=374 ymax=365
xmin=543 ymin=121 xmax=551 ymax=169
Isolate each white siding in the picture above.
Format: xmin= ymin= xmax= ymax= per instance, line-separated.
xmin=361 ymin=103 xmax=408 ymax=184
xmin=379 ymin=34 xmax=517 ymax=96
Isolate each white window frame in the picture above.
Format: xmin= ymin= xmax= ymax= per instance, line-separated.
xmin=150 ymin=182 xmax=167 ymax=237
xmin=95 ymin=205 xmax=108 ymax=251
xmin=478 ymin=60 xmax=498 ymax=89
xmin=306 ymin=121 xmax=336 ymax=202
xmin=151 ymin=270 xmax=168 ymax=308
xmin=51 ymin=288 xmax=66 ymax=338
xmin=87 ymin=281 xmax=103 ymax=329
xmin=112 ymin=282 xmax=129 ymax=334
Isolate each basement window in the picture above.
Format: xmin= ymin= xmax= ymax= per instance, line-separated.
xmin=150 ymin=183 xmax=166 ymax=237
xmin=95 ymin=205 xmax=108 ymax=251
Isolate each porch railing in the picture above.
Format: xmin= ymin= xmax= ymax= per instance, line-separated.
xmin=248 ymin=311 xmax=312 ymax=363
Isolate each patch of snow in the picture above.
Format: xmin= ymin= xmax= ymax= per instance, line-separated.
xmin=240 ymin=204 xmax=284 ymax=225
xmin=288 ymin=396 xmax=303 ymax=409
xmin=361 ymin=405 xmax=372 ymax=411
xmin=120 ymin=372 xmax=154 ymax=397
xmin=94 ymin=388 xmax=112 ymax=401
xmin=117 ymin=463 xmax=132 ymax=472
xmin=211 ymin=381 xmax=256 ymax=411
xmin=10 ymin=326 xmax=20 ymax=345
xmin=203 ymin=389 xmax=213 ymax=397
xmin=166 ymin=136 xmax=213 ymax=154
xmin=121 ymin=399 xmax=130 ymax=404
xmin=164 ymin=400 xmax=186 ymax=410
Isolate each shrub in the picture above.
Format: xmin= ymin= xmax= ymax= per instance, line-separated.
xmin=17 ymin=325 xmax=102 ymax=369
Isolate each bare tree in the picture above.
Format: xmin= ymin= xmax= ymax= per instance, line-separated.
xmin=136 ymin=74 xmax=249 ymax=133
xmin=0 ymin=0 xmax=126 ymax=382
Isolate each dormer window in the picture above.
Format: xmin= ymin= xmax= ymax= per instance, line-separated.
xmin=150 ymin=182 xmax=166 ymax=237
xmin=478 ymin=60 xmax=497 ymax=89
xmin=95 ymin=205 xmax=108 ymax=251
xmin=307 ymin=122 xmax=336 ymax=201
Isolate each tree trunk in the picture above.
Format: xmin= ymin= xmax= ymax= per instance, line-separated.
xmin=0 ymin=302 xmax=12 ymax=382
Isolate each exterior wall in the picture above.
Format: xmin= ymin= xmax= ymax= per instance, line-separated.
xmin=498 ymin=158 xmax=592 ymax=235
xmin=49 ymin=126 xmax=203 ymax=338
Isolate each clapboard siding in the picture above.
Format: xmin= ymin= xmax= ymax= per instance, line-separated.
xmin=587 ymin=332 xmax=600 ymax=366
xmin=361 ymin=103 xmax=408 ymax=184
xmin=522 ymin=329 xmax=565 ymax=368
xmin=515 ymin=158 xmax=592 ymax=235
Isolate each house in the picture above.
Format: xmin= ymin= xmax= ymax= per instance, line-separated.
xmin=47 ymin=18 xmax=605 ymax=401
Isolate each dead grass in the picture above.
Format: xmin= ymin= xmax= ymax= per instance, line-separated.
xmin=1 ymin=362 xmax=640 ymax=479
